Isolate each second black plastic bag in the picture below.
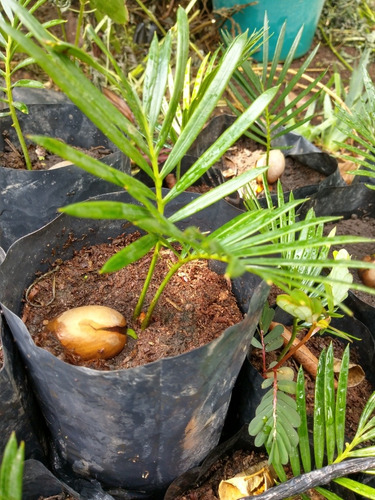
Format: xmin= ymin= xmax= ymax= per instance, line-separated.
xmin=0 ymin=100 xmax=127 ymax=251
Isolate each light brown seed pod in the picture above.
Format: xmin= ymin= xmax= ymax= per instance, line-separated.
xmin=47 ymin=305 xmax=127 ymax=360
xmin=256 ymin=150 xmax=286 ymax=184
xmin=358 ymin=254 xmax=375 ymax=288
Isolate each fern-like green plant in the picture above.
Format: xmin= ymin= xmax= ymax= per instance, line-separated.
xmin=293 ymin=344 xmax=375 ymax=499
xmin=335 ymin=67 xmax=375 ymax=190
xmin=247 ymin=343 xmax=375 ymax=499
xmin=249 ymin=292 xmax=334 ymax=468
xmin=286 ymin=49 xmax=371 ymax=154
xmin=223 ymin=15 xmax=325 ymax=154
xmin=0 ymin=432 xmax=24 ymax=500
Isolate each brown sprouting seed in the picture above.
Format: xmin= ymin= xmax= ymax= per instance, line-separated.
xmin=256 ymin=150 xmax=286 ymax=184
xmin=358 ymin=254 xmax=375 ymax=288
xmin=47 ymin=305 xmax=127 ymax=360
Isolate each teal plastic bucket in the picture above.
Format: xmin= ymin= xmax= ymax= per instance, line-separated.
xmin=212 ymin=0 xmax=325 ymax=61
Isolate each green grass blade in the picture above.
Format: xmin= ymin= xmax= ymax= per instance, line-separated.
xmin=334 ymin=478 xmax=375 ymax=499
xmin=314 ymin=348 xmax=326 ymax=469
xmin=325 ymin=344 xmax=336 ymax=464
xmin=335 ymin=344 xmax=349 ymax=455
xmin=297 ymin=366 xmax=312 ymax=473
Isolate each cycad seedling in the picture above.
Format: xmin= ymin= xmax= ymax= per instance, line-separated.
xmin=286 ymin=49 xmax=371 ymax=155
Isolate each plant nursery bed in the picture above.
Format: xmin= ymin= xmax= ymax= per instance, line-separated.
xmin=21 ymin=231 xmax=243 ymax=370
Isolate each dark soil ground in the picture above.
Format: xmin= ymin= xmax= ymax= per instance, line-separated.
xmin=0 ymin=141 xmax=112 ymax=170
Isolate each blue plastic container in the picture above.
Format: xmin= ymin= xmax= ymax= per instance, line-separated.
xmin=212 ymin=0 xmax=326 ymax=61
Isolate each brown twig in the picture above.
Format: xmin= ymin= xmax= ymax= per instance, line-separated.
xmin=25 ymin=266 xmax=60 ymax=308
xmin=271 ymin=322 xmax=319 ymax=379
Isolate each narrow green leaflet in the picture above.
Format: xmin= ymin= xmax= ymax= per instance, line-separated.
xmin=335 ymin=345 xmax=349 ymax=455
xmin=0 ymin=433 xmax=24 ymax=500
xmin=143 ymin=33 xmax=171 ymax=135
xmin=333 ymin=478 xmax=375 ymax=499
xmin=157 ymin=7 xmax=189 ymax=150
xmin=101 ymin=234 xmax=158 ymax=273
xmin=11 ymin=79 xmax=44 ymax=88
xmin=314 ymin=349 xmax=326 ymax=469
xmin=296 ymin=366 xmax=312 ymax=473
xmin=324 ymin=345 xmax=336 ymax=464
xmin=60 ymin=202 xmax=184 ymax=242
xmin=164 ymin=86 xmax=279 ymax=201
xmin=160 ymin=32 xmax=249 ymax=178
xmin=168 ymin=166 xmax=268 ymax=223
xmin=314 ymin=487 xmax=344 ymax=499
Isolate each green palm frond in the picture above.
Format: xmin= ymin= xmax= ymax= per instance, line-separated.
xmin=223 ymin=19 xmax=325 ymax=148
xmin=336 ymin=68 xmax=375 ymax=190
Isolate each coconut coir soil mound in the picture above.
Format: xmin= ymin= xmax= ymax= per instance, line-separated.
xmin=21 ymin=231 xmax=243 ymax=370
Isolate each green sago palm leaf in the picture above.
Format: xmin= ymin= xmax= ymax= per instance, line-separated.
xmin=324 ymin=344 xmax=336 ymax=464
xmin=335 ymin=345 xmax=349 ymax=455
